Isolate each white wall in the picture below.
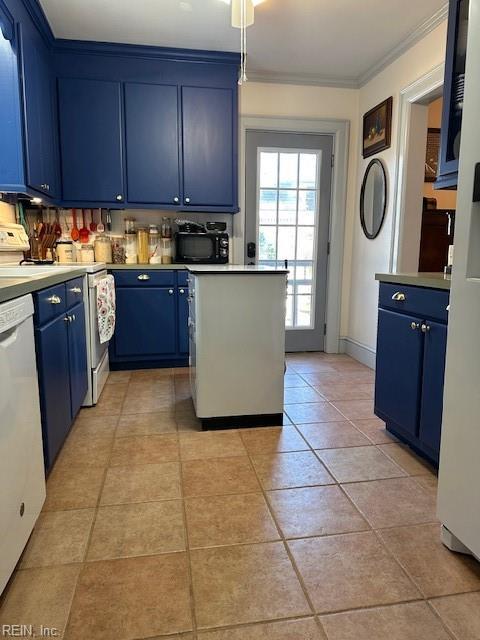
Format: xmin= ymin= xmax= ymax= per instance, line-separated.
xmin=347 ymin=21 xmax=448 ymax=353
xmin=239 ymin=82 xmax=359 ymax=336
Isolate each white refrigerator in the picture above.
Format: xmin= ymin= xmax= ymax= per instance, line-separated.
xmin=437 ymin=0 xmax=480 ymax=560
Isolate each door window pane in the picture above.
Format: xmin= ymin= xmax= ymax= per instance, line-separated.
xmin=278 ymin=190 xmax=297 ymax=225
xmin=299 ymin=153 xmax=317 ymax=188
xmin=298 ymin=190 xmax=316 ymax=225
xmin=259 ymin=189 xmax=277 ymax=224
xmin=256 ymin=147 xmax=320 ymax=331
xmin=279 ymin=153 xmax=298 ymax=188
xmin=259 ymin=226 xmax=277 ymax=260
xmin=259 ymin=152 xmax=278 ymax=188
xmin=278 ymin=227 xmax=296 ymax=260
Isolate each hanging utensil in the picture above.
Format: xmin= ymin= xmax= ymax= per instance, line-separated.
xmin=79 ymin=209 xmax=90 ymax=243
xmin=89 ymin=208 xmax=97 ymax=233
xmin=96 ymin=209 xmax=105 ymax=233
xmin=54 ymin=209 xmax=62 ymax=238
xmin=105 ymin=209 xmax=112 ymax=232
xmin=71 ymin=209 xmax=80 ymax=241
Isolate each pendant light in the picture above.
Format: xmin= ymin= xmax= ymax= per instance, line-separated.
xmin=220 ymin=0 xmax=264 ymax=85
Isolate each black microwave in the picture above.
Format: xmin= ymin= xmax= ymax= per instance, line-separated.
xmin=174 ymin=232 xmax=229 ymax=264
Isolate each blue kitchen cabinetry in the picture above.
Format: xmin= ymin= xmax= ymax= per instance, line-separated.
xmin=109 ymin=269 xmax=189 ymax=368
xmin=0 ymin=0 xmax=58 ymax=199
xmin=33 ymin=277 xmax=88 ymax=471
xmin=58 ymin=78 xmax=125 ymax=204
xmin=375 ymin=282 xmax=450 ymax=465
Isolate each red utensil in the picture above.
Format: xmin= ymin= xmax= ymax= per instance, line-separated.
xmin=71 ymin=209 xmax=80 ymax=241
xmin=89 ymin=208 xmax=97 ymax=232
xmin=79 ymin=209 xmax=90 ymax=243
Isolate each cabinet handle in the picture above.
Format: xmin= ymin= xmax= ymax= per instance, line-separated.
xmin=446 ymin=304 xmax=450 ymax=312
xmin=421 ymin=323 xmax=431 ymax=333
xmin=168 ymin=289 xmax=174 ymax=295
xmin=63 ymin=316 xmax=70 ymax=323
xmin=185 ymin=197 xmax=191 ymax=204
xmin=48 ymin=295 xmax=62 ymax=305
xmin=410 ymin=322 xmax=419 ymax=330
xmin=116 ymin=194 xmax=123 ymax=201
xmin=391 ymin=291 xmax=406 ymax=301
xmin=71 ymin=314 xmax=76 ymax=322
xmin=173 ymin=196 xmax=179 ymax=203
xmin=40 ymin=183 xmax=50 ymax=191
xmin=179 ymin=288 xmax=185 ymax=295
xmin=69 ymin=286 xmax=82 ymax=294
xmin=137 ymin=274 xmax=150 ymax=281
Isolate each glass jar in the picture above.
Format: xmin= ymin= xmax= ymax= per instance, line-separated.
xmin=148 ymin=226 xmax=162 ymax=264
xmin=94 ymin=233 xmax=112 ymax=263
xmin=124 ymin=216 xmax=136 ymax=234
xmin=137 ymin=227 xmax=149 ymax=264
xmin=161 ymin=217 xmax=172 ymax=238
xmin=56 ymin=240 xmax=74 ymax=263
xmin=125 ymin=233 xmax=137 ymax=264
xmin=80 ymin=244 xmax=95 ymax=263
xmin=161 ymin=238 xmax=173 ymax=264
xmin=111 ymin=235 xmax=126 ymax=264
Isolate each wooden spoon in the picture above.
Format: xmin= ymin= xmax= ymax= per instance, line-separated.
xmin=71 ymin=209 xmax=80 ymax=241
xmin=79 ymin=209 xmax=90 ymax=243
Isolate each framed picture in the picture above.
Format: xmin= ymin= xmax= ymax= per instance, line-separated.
xmin=362 ymin=97 xmax=393 ymax=158
xmin=425 ymin=127 xmax=441 ymax=182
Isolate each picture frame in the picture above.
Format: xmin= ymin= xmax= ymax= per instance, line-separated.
xmin=425 ymin=127 xmax=441 ymax=182
xmin=362 ymin=97 xmax=393 ymax=158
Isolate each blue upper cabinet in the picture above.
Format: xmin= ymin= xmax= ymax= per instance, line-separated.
xmin=58 ymin=78 xmax=125 ymax=204
xmin=182 ymin=86 xmax=236 ymax=210
xmin=125 ymin=82 xmax=180 ymax=206
xmin=19 ymin=17 xmax=57 ymax=197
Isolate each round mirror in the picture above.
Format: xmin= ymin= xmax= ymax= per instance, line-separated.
xmin=360 ymin=158 xmax=387 ymax=239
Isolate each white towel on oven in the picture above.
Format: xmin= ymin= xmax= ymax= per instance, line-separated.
xmin=97 ymin=274 xmax=116 ymax=343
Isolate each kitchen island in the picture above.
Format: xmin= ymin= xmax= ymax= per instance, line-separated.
xmin=374 ymin=272 xmax=450 ymax=464
xmin=187 ymin=265 xmax=288 ymax=429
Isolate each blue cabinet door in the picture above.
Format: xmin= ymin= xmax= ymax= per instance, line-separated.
xmin=375 ymin=309 xmax=424 ymax=436
xmin=114 ymin=287 xmax=176 ymax=357
xmin=178 ymin=285 xmax=189 ymax=355
xmin=419 ymin=320 xmax=448 ymax=460
xmin=19 ymin=19 xmax=57 ymax=197
xmin=67 ymin=300 xmax=88 ymax=419
xmin=35 ymin=314 xmax=71 ymax=470
xmin=58 ymin=78 xmax=124 ymax=203
xmin=181 ymin=86 xmax=235 ymax=208
xmin=125 ymin=82 xmax=180 ymax=205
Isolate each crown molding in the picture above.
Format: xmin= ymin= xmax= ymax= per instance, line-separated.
xmin=358 ymin=2 xmax=449 ymax=87
xmin=247 ymin=71 xmax=359 ymax=89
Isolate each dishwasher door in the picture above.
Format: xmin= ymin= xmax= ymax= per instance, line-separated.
xmin=0 ymin=295 xmax=46 ymax=594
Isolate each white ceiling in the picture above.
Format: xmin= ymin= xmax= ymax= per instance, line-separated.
xmin=39 ymin=0 xmax=448 ymax=87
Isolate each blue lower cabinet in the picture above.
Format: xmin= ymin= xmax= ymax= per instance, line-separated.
xmin=35 ymin=314 xmax=72 ymax=471
xmin=109 ymin=270 xmax=189 ymax=367
xmin=419 ymin=320 xmax=448 ymax=458
xmin=375 ymin=309 xmax=424 ymax=437
xmin=67 ymin=301 xmax=88 ymax=419
xmin=374 ymin=283 xmax=449 ymax=465
xmin=34 ymin=280 xmax=89 ymax=471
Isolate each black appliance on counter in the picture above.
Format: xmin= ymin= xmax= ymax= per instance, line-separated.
xmin=174 ymin=219 xmax=229 ymax=264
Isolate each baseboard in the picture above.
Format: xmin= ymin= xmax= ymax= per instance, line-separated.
xmin=339 ymin=337 xmax=376 ymax=370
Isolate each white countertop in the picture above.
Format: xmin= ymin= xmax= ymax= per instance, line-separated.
xmin=186 ymin=265 xmax=289 ymax=274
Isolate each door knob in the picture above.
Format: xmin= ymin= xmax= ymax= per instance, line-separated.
xmin=116 ymin=194 xmax=123 ymax=201
xmin=173 ymin=196 xmax=179 ymax=203
xmin=185 ymin=197 xmax=191 ymax=204
xmin=410 ymin=322 xmax=419 ymax=330
xmin=168 ymin=289 xmax=174 ymax=294
xmin=179 ymin=288 xmax=185 ymax=294
xmin=421 ymin=323 xmax=431 ymax=333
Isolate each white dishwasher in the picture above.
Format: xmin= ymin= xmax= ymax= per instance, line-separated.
xmin=0 ymin=294 xmax=46 ymax=594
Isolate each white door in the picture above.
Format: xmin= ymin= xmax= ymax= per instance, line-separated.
xmin=245 ymin=131 xmax=333 ymax=351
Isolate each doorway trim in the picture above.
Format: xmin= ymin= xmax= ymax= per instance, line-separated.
xmin=237 ymin=116 xmax=350 ymax=353
xmin=390 ymin=63 xmax=445 ymax=271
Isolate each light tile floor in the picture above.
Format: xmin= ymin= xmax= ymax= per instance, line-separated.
xmin=1 ymin=353 xmax=480 ymax=639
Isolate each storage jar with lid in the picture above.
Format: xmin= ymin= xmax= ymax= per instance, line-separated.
xmin=125 ymin=233 xmax=137 ymax=264
xmin=94 ymin=234 xmax=112 ymax=263
xmin=161 ymin=217 xmax=172 ymax=238
xmin=80 ymin=244 xmax=95 ymax=263
xmin=137 ymin=228 xmax=149 ymax=264
xmin=56 ymin=240 xmax=74 ymax=263
xmin=124 ymin=216 xmax=136 ymax=234
xmin=148 ymin=225 xmax=162 ymax=264
xmin=161 ymin=238 xmax=173 ymax=264
xmin=111 ymin=235 xmax=126 ymax=264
